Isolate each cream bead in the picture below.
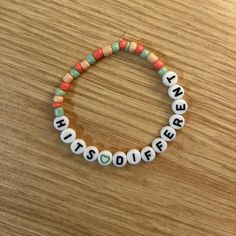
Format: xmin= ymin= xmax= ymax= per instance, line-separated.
xmin=53 ymin=115 xmax=69 ymax=131
xmin=60 ymin=128 xmax=76 ymax=144
xmin=129 ymin=42 xmax=137 ymax=53
xmin=53 ymin=95 xmax=63 ymax=102
xmin=160 ymin=126 xmax=176 ymax=142
xmin=141 ymin=146 xmax=156 ymax=162
xmin=102 ymin=46 xmax=112 ymax=56
xmin=127 ymin=149 xmax=141 ymax=165
xmin=71 ymin=139 xmax=86 ymax=155
xmin=113 ymin=151 xmax=127 ymax=167
xmin=63 ymin=73 xmax=74 ymax=83
xmin=81 ymin=60 xmax=90 ymax=70
xmin=147 ymin=53 xmax=158 ymax=64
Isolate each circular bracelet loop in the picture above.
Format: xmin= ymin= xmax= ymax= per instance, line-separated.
xmin=52 ymin=39 xmax=188 ymax=167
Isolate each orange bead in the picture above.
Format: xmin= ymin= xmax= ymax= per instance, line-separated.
xmin=60 ymin=82 xmax=71 ymax=91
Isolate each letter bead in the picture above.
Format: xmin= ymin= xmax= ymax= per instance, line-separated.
xmin=169 ymin=114 xmax=185 ymax=130
xmin=60 ymin=128 xmax=76 ymax=144
xmin=98 ymin=150 xmax=113 ymax=166
xmin=54 ymin=115 xmax=69 ymax=131
xmin=172 ymin=99 xmax=188 ymax=115
xmin=83 ymin=146 xmax=99 ymax=162
xmin=152 ymin=138 xmax=167 ymax=153
xmin=141 ymin=146 xmax=156 ymax=162
xmin=113 ymin=151 xmax=127 ymax=167
xmin=127 ymin=149 xmax=141 ymax=165
xmin=71 ymin=139 xmax=86 ymax=155
xmin=162 ymin=71 xmax=178 ymax=87
xmin=168 ymin=84 xmax=184 ymax=100
xmin=160 ymin=126 xmax=176 ymax=142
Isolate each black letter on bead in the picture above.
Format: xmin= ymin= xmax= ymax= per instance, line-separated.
xmin=155 ymin=141 xmax=163 ymax=152
xmin=164 ymin=130 xmax=174 ymax=140
xmin=144 ymin=150 xmax=151 ymax=161
xmin=167 ymin=75 xmax=175 ymax=84
xmin=74 ymin=142 xmax=84 ymax=152
xmin=172 ymin=86 xmax=183 ymax=98
xmin=63 ymin=133 xmax=72 ymax=140
xmin=176 ymin=104 xmax=186 ymax=111
xmin=116 ymin=156 xmax=124 ymax=165
xmin=173 ymin=118 xmax=183 ymax=127
xmin=132 ymin=153 xmax=136 ymax=162
xmin=86 ymin=150 xmax=96 ymax=160
xmin=56 ymin=119 xmax=66 ymax=128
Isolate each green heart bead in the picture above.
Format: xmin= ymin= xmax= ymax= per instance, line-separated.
xmin=98 ymin=150 xmax=112 ymax=166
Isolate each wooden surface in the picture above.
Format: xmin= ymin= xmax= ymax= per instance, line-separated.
xmin=0 ymin=0 xmax=236 ymax=235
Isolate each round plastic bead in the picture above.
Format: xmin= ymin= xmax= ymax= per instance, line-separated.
xmin=53 ymin=96 xmax=63 ymax=102
xmin=169 ymin=114 xmax=185 ymax=130
xmin=52 ymin=102 xmax=62 ymax=109
xmin=55 ymin=88 xmax=65 ymax=96
xmin=63 ymin=73 xmax=74 ymax=83
xmin=129 ymin=42 xmax=137 ymax=53
xmin=69 ymin=68 xmax=80 ymax=79
xmin=111 ymin=42 xmax=120 ymax=53
xmin=81 ymin=60 xmax=90 ymax=70
xmin=147 ymin=53 xmax=158 ymax=64
xmin=162 ymin=71 xmax=178 ymax=87
xmin=83 ymin=146 xmax=99 ymax=162
xmin=98 ymin=150 xmax=113 ymax=166
xmin=153 ymin=59 xmax=164 ymax=70
xmin=102 ymin=46 xmax=112 ymax=56
xmin=119 ymin=39 xmax=127 ymax=50
xmin=160 ymin=126 xmax=176 ymax=142
xmin=71 ymin=139 xmax=86 ymax=155
xmin=53 ymin=115 xmax=69 ymax=131
xmin=158 ymin=66 xmax=168 ymax=77
xmin=125 ymin=42 xmax=130 ymax=52
xmin=140 ymin=49 xmax=150 ymax=59
xmin=92 ymin=48 xmax=104 ymax=61
xmin=86 ymin=54 xmax=96 ymax=64
xmin=113 ymin=151 xmax=127 ymax=167
xmin=172 ymin=99 xmax=188 ymax=115
xmin=127 ymin=149 xmax=141 ymax=165
xmin=168 ymin=84 xmax=184 ymax=100
xmin=54 ymin=107 xmax=64 ymax=117
xmin=60 ymin=128 xmax=76 ymax=144
xmin=152 ymin=138 xmax=167 ymax=153
xmin=141 ymin=146 xmax=156 ymax=162
xmin=74 ymin=63 xmax=84 ymax=73
xmin=135 ymin=44 xmax=144 ymax=55
xmin=60 ymin=82 xmax=71 ymax=91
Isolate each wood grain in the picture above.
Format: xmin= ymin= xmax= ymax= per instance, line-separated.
xmin=0 ymin=0 xmax=236 ymax=235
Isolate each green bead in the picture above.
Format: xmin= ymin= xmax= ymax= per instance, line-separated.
xmin=140 ymin=49 xmax=150 ymax=59
xmin=69 ymin=68 xmax=80 ymax=79
xmin=157 ymin=66 xmax=168 ymax=77
xmin=55 ymin=88 xmax=65 ymax=96
xmin=86 ymin=54 xmax=96 ymax=64
xmin=54 ymin=107 xmax=64 ymax=117
xmin=125 ymin=42 xmax=130 ymax=52
xmin=111 ymin=42 xmax=120 ymax=53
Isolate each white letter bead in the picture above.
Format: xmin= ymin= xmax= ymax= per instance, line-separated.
xmin=127 ymin=149 xmax=141 ymax=165
xmin=113 ymin=151 xmax=127 ymax=167
xmin=152 ymin=138 xmax=167 ymax=153
xmin=71 ymin=139 xmax=86 ymax=155
xmin=54 ymin=116 xmax=69 ymax=131
xmin=83 ymin=146 xmax=99 ymax=162
xmin=160 ymin=126 xmax=176 ymax=142
xmin=169 ymin=114 xmax=185 ymax=129
xmin=60 ymin=128 xmax=76 ymax=143
xmin=172 ymin=99 xmax=188 ymax=114
xmin=168 ymin=84 xmax=184 ymax=100
xmin=141 ymin=146 xmax=156 ymax=162
xmin=162 ymin=71 xmax=178 ymax=87
xmin=98 ymin=150 xmax=113 ymax=166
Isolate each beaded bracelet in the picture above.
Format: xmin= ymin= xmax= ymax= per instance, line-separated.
xmin=52 ymin=39 xmax=188 ymax=167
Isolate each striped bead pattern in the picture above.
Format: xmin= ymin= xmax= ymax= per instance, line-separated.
xmin=52 ymin=39 xmax=188 ymax=167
